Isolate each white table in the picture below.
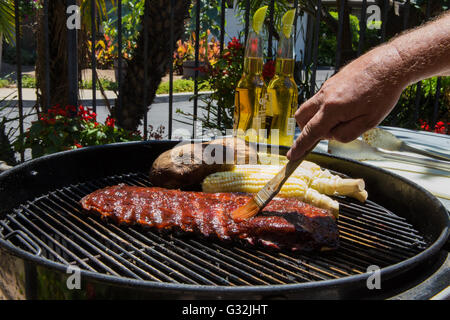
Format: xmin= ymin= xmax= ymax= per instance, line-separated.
xmin=313 ymin=126 xmax=450 ymax=211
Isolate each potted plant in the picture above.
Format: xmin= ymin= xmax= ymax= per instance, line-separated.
xmin=176 ymin=37 xmax=245 ymax=134
xmin=174 ymin=30 xmax=220 ymax=78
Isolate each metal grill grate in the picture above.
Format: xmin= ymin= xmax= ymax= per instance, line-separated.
xmin=0 ymin=172 xmax=428 ymax=286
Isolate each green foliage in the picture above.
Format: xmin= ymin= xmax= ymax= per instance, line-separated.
xmin=14 ymin=105 xmax=141 ymax=159
xmin=0 ymin=78 xmax=11 ymax=88
xmin=0 ymin=74 xmax=37 ymax=88
xmin=80 ymin=0 xmax=111 ymax=32
xmin=411 ymin=0 xmax=449 ymax=12
xmin=186 ymin=0 xmax=222 ymax=38
xmin=3 ymin=75 xmax=212 ymax=94
xmin=21 ymin=74 xmax=35 ymax=88
xmin=102 ymin=0 xmax=145 ymax=59
xmin=156 ymin=79 xmax=211 ymax=94
xmin=235 ymin=0 xmax=292 ymax=35
xmin=80 ymin=78 xmax=118 ymax=91
xmin=0 ymin=0 xmax=15 ymax=44
xmin=185 ymin=0 xmax=293 ymax=42
xmin=0 ymin=0 xmax=41 ymax=44
xmin=382 ymin=77 xmax=450 ymax=130
xmin=19 ymin=0 xmax=42 ymax=17
xmin=318 ymin=11 xmax=380 ymax=66
xmin=80 ymin=78 xmax=213 ymax=93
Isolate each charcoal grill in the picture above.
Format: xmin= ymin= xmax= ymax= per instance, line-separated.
xmin=0 ymin=141 xmax=448 ymax=299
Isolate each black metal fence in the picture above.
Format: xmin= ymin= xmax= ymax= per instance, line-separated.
xmin=7 ymin=0 xmax=449 ymax=163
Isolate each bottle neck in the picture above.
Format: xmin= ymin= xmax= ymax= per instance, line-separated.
xmin=244 ymin=57 xmax=263 ymax=74
xmin=275 ymin=33 xmax=295 ymax=76
xmin=276 ymin=33 xmax=294 ymax=59
xmin=275 ymin=58 xmax=295 ymax=76
xmin=244 ymin=31 xmax=264 ymax=59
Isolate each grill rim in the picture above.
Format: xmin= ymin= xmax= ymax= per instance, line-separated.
xmin=0 ymin=231 xmax=447 ymax=295
xmin=0 ymin=140 xmax=448 ymax=296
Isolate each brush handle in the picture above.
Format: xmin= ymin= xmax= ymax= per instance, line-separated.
xmin=254 ymin=142 xmax=319 ymax=209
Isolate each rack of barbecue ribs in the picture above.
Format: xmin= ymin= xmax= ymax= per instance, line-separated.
xmin=80 ymin=184 xmax=339 ymax=252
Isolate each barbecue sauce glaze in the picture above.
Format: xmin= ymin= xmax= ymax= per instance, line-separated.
xmin=81 ymin=184 xmax=339 ymax=251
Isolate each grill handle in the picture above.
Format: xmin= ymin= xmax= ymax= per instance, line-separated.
xmin=3 ymin=230 xmax=42 ymax=256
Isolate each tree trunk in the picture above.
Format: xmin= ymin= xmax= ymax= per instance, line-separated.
xmin=35 ymin=0 xmax=83 ymax=111
xmin=115 ymin=0 xmax=191 ymax=131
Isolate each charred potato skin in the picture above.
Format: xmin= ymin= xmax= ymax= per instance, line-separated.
xmin=149 ymin=138 xmax=257 ymax=189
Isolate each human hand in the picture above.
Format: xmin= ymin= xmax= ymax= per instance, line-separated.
xmin=286 ymin=44 xmax=407 ymax=161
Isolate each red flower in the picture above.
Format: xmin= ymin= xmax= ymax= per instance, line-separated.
xmin=227 ymin=37 xmax=243 ymax=51
xmin=262 ymin=60 xmax=275 ymax=82
xmin=47 ymin=105 xmax=68 ymax=117
xmin=105 ymin=116 xmax=115 ymax=128
xmin=419 ymin=119 xmax=448 ymax=134
xmin=419 ymin=119 xmax=430 ymax=131
xmin=77 ymin=105 xmax=97 ymax=122
xmin=434 ymin=121 xmax=447 ymax=134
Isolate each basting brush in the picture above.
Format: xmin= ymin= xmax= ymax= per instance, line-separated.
xmin=232 ymin=142 xmax=319 ymax=220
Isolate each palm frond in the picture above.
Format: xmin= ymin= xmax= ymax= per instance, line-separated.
xmin=0 ymin=0 xmax=15 ymax=44
xmin=80 ymin=0 xmax=115 ymax=32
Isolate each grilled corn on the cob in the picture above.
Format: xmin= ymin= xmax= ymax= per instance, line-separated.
xmin=230 ymin=164 xmax=364 ymax=196
xmin=202 ymin=171 xmax=340 ymax=217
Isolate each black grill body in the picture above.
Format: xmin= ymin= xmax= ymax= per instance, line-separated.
xmin=0 ymin=141 xmax=448 ymax=299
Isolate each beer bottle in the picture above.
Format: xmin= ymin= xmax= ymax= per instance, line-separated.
xmin=266 ymin=10 xmax=298 ymax=146
xmin=233 ymin=6 xmax=268 ymax=143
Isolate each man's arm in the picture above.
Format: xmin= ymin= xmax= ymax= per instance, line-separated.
xmin=287 ymin=11 xmax=450 ymax=161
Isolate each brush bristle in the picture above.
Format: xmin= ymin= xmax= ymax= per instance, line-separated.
xmin=231 ymin=199 xmax=261 ymax=220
